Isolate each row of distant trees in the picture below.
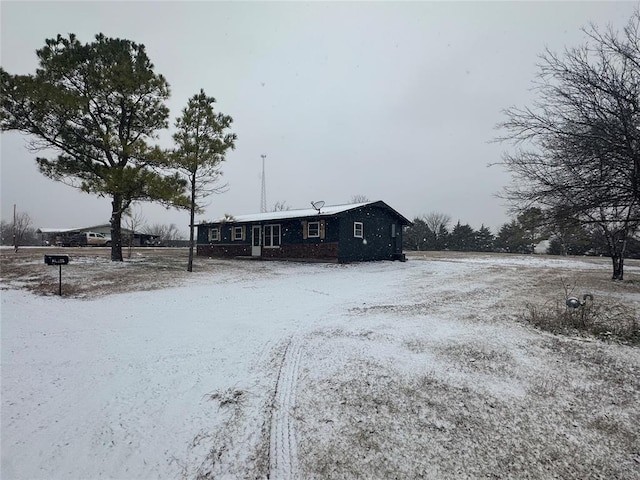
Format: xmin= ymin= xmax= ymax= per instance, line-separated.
xmin=403 ymin=209 xmax=640 ymax=258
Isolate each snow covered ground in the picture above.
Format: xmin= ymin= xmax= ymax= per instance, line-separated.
xmin=1 ymin=252 xmax=639 ymax=479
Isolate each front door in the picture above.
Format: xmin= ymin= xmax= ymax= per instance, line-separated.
xmin=251 ymin=225 xmax=262 ymax=257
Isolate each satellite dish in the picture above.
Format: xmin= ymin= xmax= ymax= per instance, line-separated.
xmin=311 ymin=200 xmax=325 ymax=213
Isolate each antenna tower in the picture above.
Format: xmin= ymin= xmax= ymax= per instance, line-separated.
xmin=260 ymin=154 xmax=267 ymax=213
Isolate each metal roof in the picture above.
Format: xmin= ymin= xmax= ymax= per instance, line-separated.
xmin=203 ymin=201 xmax=412 ymax=225
xmin=37 ymin=227 xmax=82 ymax=234
xmin=37 ymin=225 xmax=136 ymax=234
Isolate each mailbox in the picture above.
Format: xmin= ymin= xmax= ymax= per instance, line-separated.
xmin=44 ymin=254 xmax=70 ymax=295
xmin=44 ymin=254 xmax=70 ymax=265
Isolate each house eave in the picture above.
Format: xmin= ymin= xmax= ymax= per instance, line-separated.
xmin=199 ymin=200 xmax=412 ymax=226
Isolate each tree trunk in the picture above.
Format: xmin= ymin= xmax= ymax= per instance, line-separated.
xmin=110 ymin=194 xmax=124 ymax=262
xmin=187 ymin=174 xmax=196 ymax=272
xmin=601 ymin=222 xmax=629 ymax=281
xmin=611 ymin=255 xmax=624 ymax=280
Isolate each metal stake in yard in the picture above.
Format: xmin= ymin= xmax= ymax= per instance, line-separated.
xmin=44 ymin=255 xmax=69 ymax=296
xmin=566 ymin=293 xmax=594 ymax=309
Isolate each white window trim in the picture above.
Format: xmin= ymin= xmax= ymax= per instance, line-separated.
xmin=233 ymin=226 xmax=243 ymax=241
xmin=209 ymin=227 xmax=220 ymax=242
xmin=264 ymin=224 xmax=281 ymax=248
xmin=354 ymin=222 xmax=364 ymax=238
xmin=307 ymin=221 xmax=320 ymax=238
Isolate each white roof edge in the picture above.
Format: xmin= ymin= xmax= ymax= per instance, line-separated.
xmin=37 ymin=227 xmax=82 ymax=233
xmin=37 ymin=225 xmax=134 ymax=234
xmin=204 ymin=201 xmax=376 ymax=224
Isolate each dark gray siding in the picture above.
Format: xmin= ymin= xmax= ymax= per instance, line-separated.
xmin=196 ymin=202 xmax=410 ymax=262
xmin=337 ymin=206 xmax=401 ymax=262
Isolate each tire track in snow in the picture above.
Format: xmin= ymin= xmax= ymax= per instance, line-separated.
xmin=269 ymin=336 xmax=302 ymax=479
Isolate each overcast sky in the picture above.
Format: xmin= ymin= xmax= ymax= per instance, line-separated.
xmin=1 ymin=1 xmax=636 ymax=236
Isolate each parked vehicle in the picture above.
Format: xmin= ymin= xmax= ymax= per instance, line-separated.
xmin=54 ymin=232 xmax=111 ymax=247
xmin=84 ymin=232 xmax=112 ymax=246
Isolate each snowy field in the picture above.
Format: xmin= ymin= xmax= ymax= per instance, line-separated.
xmin=1 ymin=249 xmax=639 ymax=479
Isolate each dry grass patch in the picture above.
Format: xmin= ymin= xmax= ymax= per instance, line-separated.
xmin=0 ymin=248 xmax=240 ymax=298
xmin=204 ymin=388 xmax=246 ymax=408
xmin=524 ymin=296 xmax=639 ymax=345
xmin=435 ymin=341 xmax=516 ymax=375
xmin=296 ymin=352 xmax=639 ymax=479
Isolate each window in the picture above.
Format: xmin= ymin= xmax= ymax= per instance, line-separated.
xmin=307 ymin=221 xmax=320 ymax=238
xmin=302 ymin=220 xmax=325 ymax=239
xmin=264 ymin=224 xmax=281 ymax=247
xmin=233 ymin=226 xmax=244 ymax=241
xmin=354 ymin=222 xmax=363 ymax=238
xmin=208 ymin=227 xmax=220 ymax=242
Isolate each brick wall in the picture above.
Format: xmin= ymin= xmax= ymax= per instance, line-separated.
xmin=196 ymin=242 xmax=339 ymax=261
xmin=197 ymin=244 xmax=251 ymax=257
xmin=262 ymin=242 xmax=339 ymax=260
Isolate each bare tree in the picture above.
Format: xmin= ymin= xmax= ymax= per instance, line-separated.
xmin=124 ymin=205 xmax=147 ymax=258
xmin=143 ymin=223 xmax=183 ymax=246
xmin=496 ymin=11 xmax=640 ymax=280
xmin=422 ymin=212 xmax=450 ymax=235
xmin=272 ymin=201 xmax=291 ymax=211
xmin=422 ymin=212 xmax=451 ymax=250
xmin=0 ymin=220 xmax=11 ymax=246
xmin=12 ymin=211 xmax=33 ymax=252
xmin=351 ymin=194 xmax=370 ymax=203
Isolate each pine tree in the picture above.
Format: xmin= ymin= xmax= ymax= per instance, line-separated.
xmin=475 ymin=225 xmax=495 ymax=252
xmin=1 ymin=34 xmax=189 ymax=261
xmin=172 ymin=90 xmax=237 ymax=272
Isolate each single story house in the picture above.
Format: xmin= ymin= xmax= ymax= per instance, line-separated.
xmin=196 ymin=200 xmax=412 ymax=263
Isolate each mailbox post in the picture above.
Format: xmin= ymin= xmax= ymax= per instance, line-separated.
xmin=44 ymin=254 xmax=69 ymax=296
